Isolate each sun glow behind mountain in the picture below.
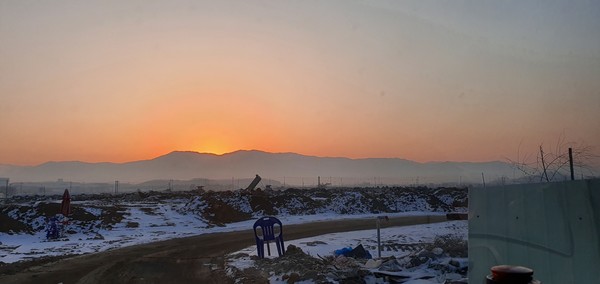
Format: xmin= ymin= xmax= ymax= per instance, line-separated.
xmin=1 ymin=1 xmax=599 ymax=166
xmin=194 ymin=140 xmax=234 ymax=156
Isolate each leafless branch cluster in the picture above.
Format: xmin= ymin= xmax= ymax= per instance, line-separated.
xmin=507 ymin=135 xmax=599 ymax=183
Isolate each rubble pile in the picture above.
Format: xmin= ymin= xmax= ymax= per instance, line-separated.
xmin=228 ymin=234 xmax=469 ymax=284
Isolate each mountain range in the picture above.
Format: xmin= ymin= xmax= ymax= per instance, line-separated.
xmin=0 ymin=150 xmax=519 ymax=185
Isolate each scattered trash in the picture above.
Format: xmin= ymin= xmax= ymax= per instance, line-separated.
xmin=364 ymin=258 xmax=382 ymax=269
xmin=379 ymin=257 xmax=403 ymax=272
xmin=332 ymin=255 xmax=361 ymax=270
xmin=334 ymin=247 xmax=353 ymax=256
xmin=334 ymin=244 xmax=372 ymax=259
xmin=229 ymin=228 xmax=469 ymax=284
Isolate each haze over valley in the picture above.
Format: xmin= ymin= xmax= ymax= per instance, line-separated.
xmin=0 ymin=150 xmax=518 ymax=189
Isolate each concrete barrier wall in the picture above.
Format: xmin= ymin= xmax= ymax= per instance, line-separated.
xmin=469 ymin=179 xmax=600 ymax=284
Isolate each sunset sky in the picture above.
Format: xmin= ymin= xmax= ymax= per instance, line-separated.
xmin=1 ymin=0 xmax=599 ymax=166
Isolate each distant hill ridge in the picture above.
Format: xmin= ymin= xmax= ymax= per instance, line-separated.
xmin=0 ymin=150 xmax=516 ymax=184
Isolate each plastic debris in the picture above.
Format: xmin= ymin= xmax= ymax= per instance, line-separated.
xmin=364 ymin=259 xmax=383 ymax=269
xmin=334 ymin=244 xmax=372 ymax=259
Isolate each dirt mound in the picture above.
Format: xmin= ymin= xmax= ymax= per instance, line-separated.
xmin=185 ymin=186 xmax=467 ymax=226
xmin=0 ymin=201 xmax=128 ymax=236
xmin=0 ymin=206 xmax=32 ymax=234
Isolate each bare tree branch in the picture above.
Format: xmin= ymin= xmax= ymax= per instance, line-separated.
xmin=507 ymin=137 xmax=599 ymax=183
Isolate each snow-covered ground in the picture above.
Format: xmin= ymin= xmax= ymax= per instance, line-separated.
xmin=0 ymin=208 xmax=443 ymax=264
xmin=0 ymin=188 xmax=468 ymax=283
xmin=1 ymin=187 xmax=467 ymax=270
xmin=227 ymin=220 xmax=468 ymax=284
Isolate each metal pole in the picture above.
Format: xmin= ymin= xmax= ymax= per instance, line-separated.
xmin=376 ymin=216 xmax=388 ymax=258
xmin=377 ymin=218 xmax=381 ymax=258
xmin=569 ymin=147 xmax=574 ymax=181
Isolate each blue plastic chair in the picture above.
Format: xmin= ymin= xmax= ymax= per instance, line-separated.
xmin=253 ymin=216 xmax=285 ymax=258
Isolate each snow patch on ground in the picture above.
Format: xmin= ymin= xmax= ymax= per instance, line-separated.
xmin=227 ymin=221 xmax=468 ymax=284
xmin=0 ymin=209 xmax=443 ymax=264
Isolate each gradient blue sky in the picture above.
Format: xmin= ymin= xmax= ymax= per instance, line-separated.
xmin=1 ymin=0 xmax=599 ymax=166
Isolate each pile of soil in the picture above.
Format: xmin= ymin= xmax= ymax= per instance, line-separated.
xmin=193 ymin=186 xmax=467 ymax=226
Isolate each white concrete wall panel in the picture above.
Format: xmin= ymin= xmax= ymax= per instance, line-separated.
xmin=469 ymin=179 xmax=600 ymax=284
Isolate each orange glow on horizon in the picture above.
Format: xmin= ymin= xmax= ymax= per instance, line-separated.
xmin=1 ymin=2 xmax=599 ymax=168
xmin=193 ymin=139 xmax=233 ymax=156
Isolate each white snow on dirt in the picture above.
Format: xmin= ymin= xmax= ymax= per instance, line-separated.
xmin=227 ymin=221 xmax=468 ymax=284
xmin=1 ymin=187 xmax=467 ymax=267
xmin=0 ymin=208 xmax=442 ymax=264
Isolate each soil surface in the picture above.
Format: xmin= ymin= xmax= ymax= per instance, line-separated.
xmin=0 ymin=215 xmax=446 ymax=284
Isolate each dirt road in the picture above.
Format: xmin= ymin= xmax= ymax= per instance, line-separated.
xmin=1 ymin=215 xmax=447 ymax=284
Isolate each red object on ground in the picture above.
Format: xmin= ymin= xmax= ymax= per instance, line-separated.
xmin=61 ymin=189 xmax=71 ymax=216
xmin=486 ymin=265 xmax=541 ymax=284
